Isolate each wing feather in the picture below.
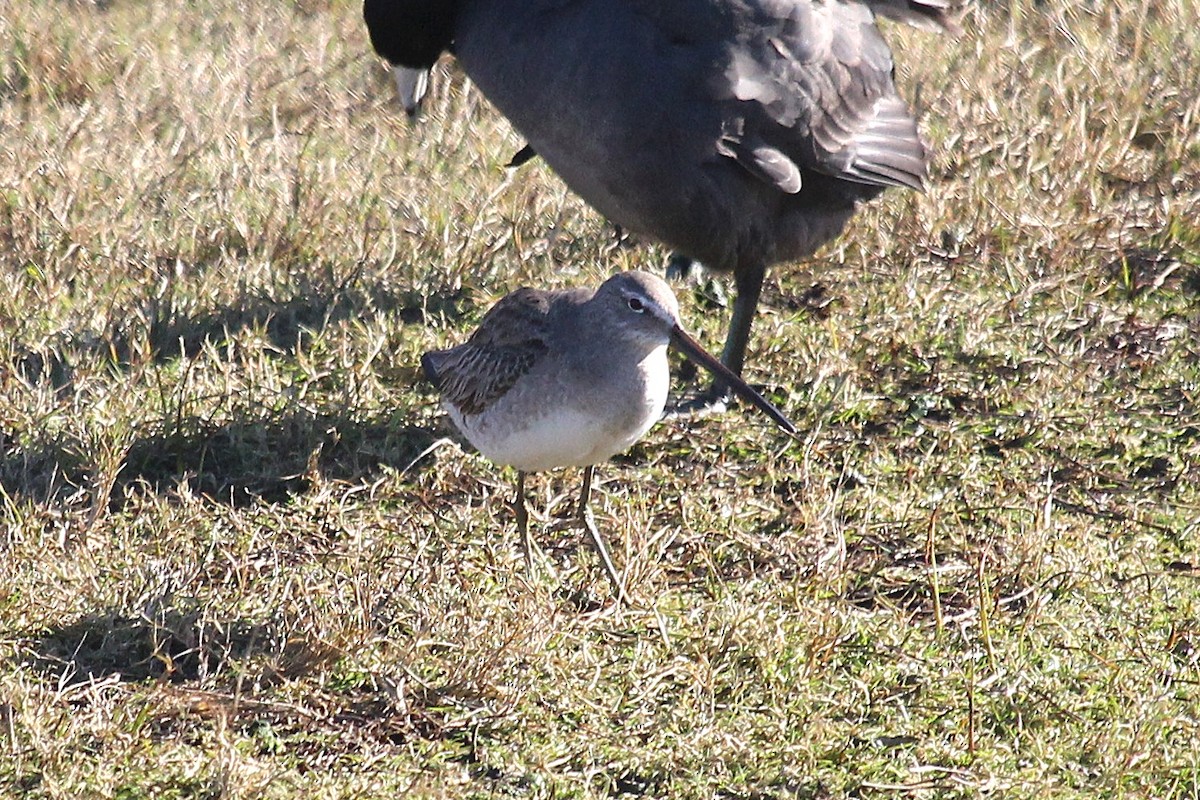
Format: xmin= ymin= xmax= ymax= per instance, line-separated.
xmin=422 ymin=288 xmax=553 ymax=416
xmin=647 ymin=0 xmax=961 ymax=194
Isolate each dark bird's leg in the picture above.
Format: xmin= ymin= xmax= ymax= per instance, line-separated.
xmin=666 ymin=261 xmax=766 ymax=418
xmin=577 ymin=465 xmax=627 ymax=603
xmin=712 ymin=261 xmax=767 ymax=402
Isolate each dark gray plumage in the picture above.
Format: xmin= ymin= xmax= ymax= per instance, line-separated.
xmin=367 ymin=0 xmax=961 ymax=396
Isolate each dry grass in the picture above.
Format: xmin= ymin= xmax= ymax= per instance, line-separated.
xmin=2 ymin=0 xmax=1200 ymax=797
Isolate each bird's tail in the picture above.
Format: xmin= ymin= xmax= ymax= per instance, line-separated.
xmin=866 ymin=0 xmax=967 ymax=35
xmin=420 ymin=351 xmax=446 ymax=389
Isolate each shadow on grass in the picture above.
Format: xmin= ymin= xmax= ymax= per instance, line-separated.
xmin=1 ymin=407 xmax=446 ymax=509
xmin=133 ymin=281 xmax=463 ymax=363
xmin=21 ymin=606 xmax=502 ymax=767
xmin=118 ymin=409 xmax=444 ymax=505
xmin=13 ymin=277 xmax=470 ymax=390
xmin=24 ymin=600 xmax=336 ymax=687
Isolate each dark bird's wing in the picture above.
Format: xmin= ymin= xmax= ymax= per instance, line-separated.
xmin=422 ymin=288 xmax=553 ymax=416
xmin=864 ymin=0 xmax=965 ymax=35
xmin=638 ymin=0 xmax=961 ymax=195
xmin=731 ymin=0 xmax=937 ymax=192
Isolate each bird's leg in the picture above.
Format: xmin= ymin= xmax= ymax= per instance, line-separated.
xmin=670 ymin=262 xmax=765 ymax=418
xmin=577 ymin=465 xmax=628 ymax=603
xmin=716 ymin=261 xmax=766 ymax=394
xmin=515 ymin=471 xmax=535 ymax=578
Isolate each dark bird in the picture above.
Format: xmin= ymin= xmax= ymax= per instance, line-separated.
xmin=366 ymin=0 xmax=961 ymax=403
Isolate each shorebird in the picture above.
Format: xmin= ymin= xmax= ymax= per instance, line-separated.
xmin=421 ymin=271 xmax=796 ymax=600
xmin=365 ymin=0 xmax=962 ymax=404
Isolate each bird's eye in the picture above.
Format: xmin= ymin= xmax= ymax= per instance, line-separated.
xmin=627 ymin=297 xmax=645 ymax=312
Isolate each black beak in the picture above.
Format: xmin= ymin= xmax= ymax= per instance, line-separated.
xmin=670 ymin=326 xmax=797 ymax=435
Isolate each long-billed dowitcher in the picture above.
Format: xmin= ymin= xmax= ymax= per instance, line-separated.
xmin=422 ymin=271 xmax=796 ymax=600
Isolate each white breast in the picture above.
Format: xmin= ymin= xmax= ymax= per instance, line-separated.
xmin=447 ymin=346 xmax=670 ymax=473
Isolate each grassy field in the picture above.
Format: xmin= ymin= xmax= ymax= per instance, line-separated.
xmin=2 ymin=0 xmax=1199 ymax=797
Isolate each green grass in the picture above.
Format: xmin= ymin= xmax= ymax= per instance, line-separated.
xmin=2 ymin=0 xmax=1200 ymax=797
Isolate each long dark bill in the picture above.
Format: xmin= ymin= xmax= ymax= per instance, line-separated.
xmin=671 ymin=327 xmax=797 ymax=435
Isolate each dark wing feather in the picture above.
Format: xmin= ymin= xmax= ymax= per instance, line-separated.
xmin=865 ymin=0 xmax=966 ymax=35
xmin=507 ymin=142 xmax=538 ymax=168
xmin=665 ymin=0 xmax=959 ymax=195
xmin=422 ymin=287 xmax=552 ymax=416
xmin=755 ymin=0 xmax=927 ymax=191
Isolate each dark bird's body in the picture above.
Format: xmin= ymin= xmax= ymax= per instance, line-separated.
xmin=366 ymin=0 xmax=960 ymax=384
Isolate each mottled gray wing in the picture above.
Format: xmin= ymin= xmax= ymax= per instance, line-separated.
xmin=421 ymin=287 xmax=552 ymax=416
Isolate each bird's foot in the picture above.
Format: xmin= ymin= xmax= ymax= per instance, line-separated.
xmin=665 ymin=252 xmax=699 ymax=282
xmin=520 ymin=527 xmax=558 ymax=583
xmin=664 ymin=255 xmax=731 ymax=308
xmin=664 ymin=385 xmax=734 ymax=420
